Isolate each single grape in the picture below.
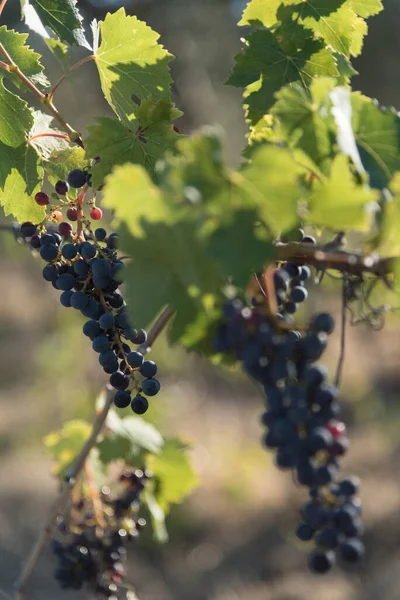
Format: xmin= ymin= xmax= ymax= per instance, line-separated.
xmin=55 ymin=180 xmax=69 ymax=195
xmin=80 ymin=243 xmax=97 ymax=260
xmin=308 ymin=550 xmax=335 ymax=573
xmin=74 ymin=260 xmax=89 ymax=276
xmin=290 ymin=286 xmax=308 ymax=303
xmin=56 ymin=273 xmax=75 ymax=291
xmin=109 ymin=371 xmax=129 ymax=390
xmin=83 ymin=320 xmax=101 ymax=339
xmin=107 ymin=233 xmax=118 ymax=249
xmin=70 ymin=291 xmax=89 ymax=310
xmin=91 ymin=258 xmax=111 ymax=277
xmin=140 ymin=361 xmax=157 ymax=378
xmin=35 ymin=191 xmax=49 ymax=206
xmin=131 ymin=395 xmax=149 ymax=415
xmin=52 ymin=210 xmax=63 ymax=222
xmin=339 ymin=477 xmax=360 ymax=497
xmin=310 ymin=313 xmax=335 ymax=335
xmin=40 ymin=233 xmax=57 ymax=246
xmin=142 ymin=378 xmax=160 ymax=397
xmin=92 ymin=335 xmax=111 ymax=354
xmin=62 ymin=244 xmax=78 ymax=260
xmin=67 ymin=169 xmax=87 ymax=188
xmin=66 ymin=207 xmax=78 ymax=221
xmin=94 ymin=228 xmax=107 ymax=241
xmin=338 ymin=540 xmax=364 ymax=563
xmin=90 ymin=207 xmax=103 ymax=221
xmin=60 ymin=290 xmax=73 ymax=307
xmin=126 ymin=351 xmax=144 ymax=368
xmin=58 ymin=222 xmax=73 ymax=237
xmin=99 ymin=313 xmax=115 ymax=330
xmin=302 ymin=235 xmax=317 ymax=245
xmin=21 ymin=222 xmax=37 ymax=238
xmin=114 ymin=390 xmax=131 ymax=409
xmin=30 ymin=234 xmax=41 ymax=249
xmin=132 ymin=329 xmax=147 ymax=345
xmin=296 ymin=523 xmax=314 ymax=541
xmin=43 ymin=265 xmax=59 ymax=282
xmin=40 ymin=244 xmax=58 ymax=262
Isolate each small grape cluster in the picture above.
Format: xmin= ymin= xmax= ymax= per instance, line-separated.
xmin=215 ymin=291 xmax=364 ymax=573
xmin=52 ymin=469 xmax=148 ymax=597
xmin=19 ymin=176 xmax=161 ymax=414
xmin=274 ymin=262 xmax=311 ymax=317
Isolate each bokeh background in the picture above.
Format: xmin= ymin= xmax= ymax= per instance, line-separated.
xmin=1 ymin=1 xmax=400 ymax=599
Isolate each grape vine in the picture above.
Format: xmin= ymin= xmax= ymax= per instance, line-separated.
xmin=1 ymin=0 xmax=400 ymax=597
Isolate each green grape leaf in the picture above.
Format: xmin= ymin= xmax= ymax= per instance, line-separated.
xmin=278 ymin=1 xmax=358 ymax=57
xmin=0 ymin=75 xmax=33 ymax=148
xmin=238 ymin=145 xmax=303 ymax=234
xmin=28 ymin=0 xmax=88 ymax=47
xmin=44 ymin=146 xmax=86 ymax=184
xmin=85 ymin=99 xmax=178 ymax=188
xmin=306 ymin=154 xmax=378 ymax=230
xmin=330 ymin=87 xmax=365 ymax=176
xmin=45 ymin=38 xmax=70 ymax=69
xmin=147 ymin=438 xmax=198 ymax=512
xmin=208 ymin=210 xmax=274 ymax=287
xmin=271 ymin=79 xmax=335 ymax=172
xmin=351 ymin=0 xmax=383 ymax=18
xmin=94 ymin=8 xmax=173 ymax=122
xmin=227 ymin=29 xmax=339 ymax=124
xmin=239 ymin=0 xmax=281 ymax=26
xmin=29 ymin=111 xmax=71 ymax=160
xmin=373 ymin=175 xmax=400 ymax=255
xmin=142 ymin=489 xmax=168 ymax=543
xmin=351 ymin=94 xmax=400 ymax=190
xmin=43 ymin=419 xmax=92 ymax=477
xmin=97 ymin=410 xmax=164 ymax=466
xmin=0 ymin=26 xmax=48 ymax=89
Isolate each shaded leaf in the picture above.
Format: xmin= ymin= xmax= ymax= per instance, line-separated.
xmin=28 ymin=0 xmax=88 ymax=47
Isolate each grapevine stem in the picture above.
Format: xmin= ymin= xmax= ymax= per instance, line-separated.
xmin=0 ymin=0 xmax=8 ymax=17
xmin=0 ymin=41 xmax=83 ymax=147
xmin=75 ymin=184 xmax=89 ymax=242
xmin=138 ymin=305 xmax=175 ymax=354
xmin=28 ymin=132 xmax=70 ymax=144
xmin=13 ymin=385 xmax=116 ymax=600
xmin=335 ymin=279 xmax=347 ymax=388
xmin=49 ymin=55 xmax=95 ymax=99
xmin=84 ymin=461 xmax=107 ymax=529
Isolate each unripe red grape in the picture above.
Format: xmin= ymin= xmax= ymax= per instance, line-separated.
xmin=52 ymin=211 xmax=63 ymax=223
xmin=90 ymin=207 xmax=103 ymax=221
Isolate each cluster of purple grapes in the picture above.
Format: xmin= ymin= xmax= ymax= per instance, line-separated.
xmin=18 ymin=220 xmax=160 ymax=415
xmin=215 ymin=290 xmax=364 ymax=573
xmin=52 ymin=469 xmax=148 ymax=597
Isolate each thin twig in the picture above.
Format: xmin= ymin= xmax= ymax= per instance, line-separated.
xmin=335 ymin=279 xmax=347 ymax=388
xmin=28 ymin=132 xmax=70 ymax=144
xmin=0 ymin=39 xmax=83 ymax=147
xmin=13 ymin=385 xmax=116 ymax=600
xmin=0 ymin=0 xmax=8 ymax=18
xmin=49 ymin=54 xmax=95 ymax=99
xmin=138 ymin=305 xmax=175 ymax=354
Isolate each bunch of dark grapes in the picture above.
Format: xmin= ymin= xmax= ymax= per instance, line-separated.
xmin=19 ymin=175 xmax=160 ymax=414
xmin=215 ymin=289 xmax=363 ymax=573
xmin=52 ymin=469 xmax=148 ymax=597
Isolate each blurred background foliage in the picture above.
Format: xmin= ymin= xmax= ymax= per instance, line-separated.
xmin=1 ymin=1 xmax=400 ymax=599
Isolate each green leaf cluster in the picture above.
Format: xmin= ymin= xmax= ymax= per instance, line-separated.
xmin=229 ymin=0 xmax=383 ymax=127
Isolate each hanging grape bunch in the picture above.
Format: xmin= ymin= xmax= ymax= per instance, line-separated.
xmin=20 ymin=169 xmax=161 ymax=415
xmin=215 ymin=242 xmax=363 ymax=574
xmin=52 ymin=468 xmax=149 ymax=597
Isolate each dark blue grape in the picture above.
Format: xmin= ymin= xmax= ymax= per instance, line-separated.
xmin=141 ymin=378 xmax=160 ymax=397
xmin=70 ymin=291 xmax=89 ymax=310
xmin=296 ymin=523 xmax=314 ymax=541
xmin=80 ymin=243 xmax=97 ymax=260
xmin=299 ymin=266 xmax=312 ymax=281
xmin=131 ymin=395 xmax=149 ymax=414
xmin=92 ymin=258 xmax=111 ymax=277
xmin=43 ymin=265 xmax=59 ymax=282
xmin=95 ymin=228 xmax=107 ymax=241
xmin=55 ymin=180 xmax=69 ymax=195
xmin=20 ymin=222 xmax=37 ymax=237
xmin=73 ymin=260 xmax=89 ymax=276
xmin=99 ymin=313 xmax=115 ymax=330
xmin=140 ymin=361 xmax=157 ymax=378
xmin=132 ymin=329 xmax=147 ymax=345
xmin=40 ymin=233 xmax=57 ymax=246
xmin=92 ymin=336 xmax=110 ymax=354
xmin=114 ymin=390 xmax=131 ymax=409
xmin=283 ymin=263 xmax=301 ymax=278
xmin=290 ymin=286 xmax=308 ymax=303
xmin=339 ymin=477 xmax=360 ymax=497
xmin=40 ymin=244 xmax=58 ymax=262
xmin=308 ymin=550 xmax=335 ymax=573
xmin=310 ymin=313 xmax=335 ymax=335
xmin=107 ymin=233 xmax=118 ymax=249
xmin=127 ymin=351 xmax=144 ymax=368
xmin=67 ymin=169 xmax=87 ymax=188
xmin=56 ymin=273 xmax=75 ymax=291
xmin=60 ymin=290 xmax=73 ymax=307
xmin=83 ymin=320 xmax=101 ymax=339
xmin=338 ymin=540 xmax=364 ymax=563
xmin=110 ymin=371 xmax=129 ymax=390
xmin=62 ymin=244 xmax=78 ymax=260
